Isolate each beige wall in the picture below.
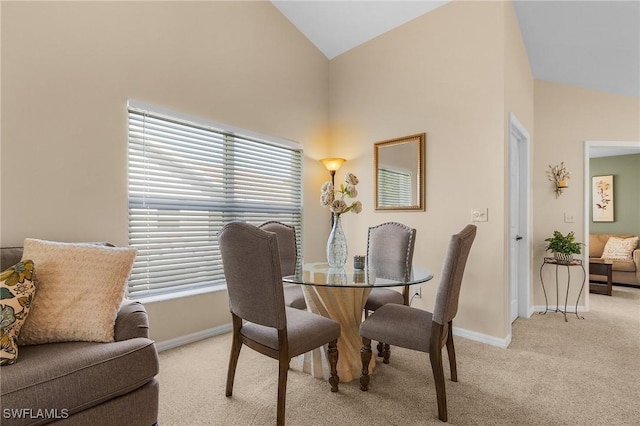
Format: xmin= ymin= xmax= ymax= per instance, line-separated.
xmin=1 ymin=1 xmax=330 ymax=343
xmin=0 ymin=0 xmax=3 ymax=247
xmin=533 ymin=81 xmax=640 ymax=307
xmin=504 ymin=0 xmax=534 ymax=133
xmin=328 ymin=0 xmax=533 ymax=341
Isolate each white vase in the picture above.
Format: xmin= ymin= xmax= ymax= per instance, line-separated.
xmin=326 ymin=215 xmax=348 ymax=268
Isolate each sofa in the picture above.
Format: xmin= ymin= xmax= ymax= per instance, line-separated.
xmin=589 ymin=234 xmax=640 ymax=287
xmin=1 ymin=246 xmax=160 ymax=426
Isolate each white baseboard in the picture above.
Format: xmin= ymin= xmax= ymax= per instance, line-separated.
xmin=451 ymin=305 xmax=589 ymax=350
xmin=156 ymin=322 xmax=520 ymax=353
xmin=156 ymin=323 xmax=232 ymax=352
xmin=452 ymin=326 xmax=511 ymax=349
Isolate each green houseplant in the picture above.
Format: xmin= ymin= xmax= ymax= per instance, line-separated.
xmin=544 ymin=231 xmax=583 ymax=263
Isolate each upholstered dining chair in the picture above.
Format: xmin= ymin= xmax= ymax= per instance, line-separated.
xmin=219 ymin=222 xmax=341 ymax=426
xmin=364 ymin=221 xmax=417 ymax=362
xmin=359 ymin=224 xmax=477 ymax=422
xmin=258 ymin=221 xmax=306 ymax=310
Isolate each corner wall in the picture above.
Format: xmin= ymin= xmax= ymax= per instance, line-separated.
xmin=504 ymin=0 xmax=535 ymax=330
xmin=329 ymin=0 xmax=533 ymax=342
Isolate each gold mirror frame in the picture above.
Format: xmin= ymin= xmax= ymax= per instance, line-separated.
xmin=374 ymin=133 xmax=425 ymax=211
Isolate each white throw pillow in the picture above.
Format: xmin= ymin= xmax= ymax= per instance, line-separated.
xmin=18 ymin=239 xmax=137 ymax=345
xmin=601 ymin=236 xmax=639 ymax=261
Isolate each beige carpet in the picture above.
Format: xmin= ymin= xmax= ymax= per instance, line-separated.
xmin=157 ymin=286 xmax=640 ymax=425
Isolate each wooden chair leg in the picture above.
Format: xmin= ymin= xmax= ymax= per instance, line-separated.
xmin=360 ymin=337 xmax=372 ymax=391
xmin=446 ymin=321 xmax=457 ymax=382
xmin=430 ymin=323 xmax=448 ymax=422
xmin=276 ymin=356 xmax=289 ymax=426
xmin=376 ymin=341 xmax=392 ymax=363
xmin=382 ymin=343 xmax=391 ymax=364
xmin=327 ymin=339 xmax=339 ymax=392
xmin=226 ymin=316 xmax=243 ymax=397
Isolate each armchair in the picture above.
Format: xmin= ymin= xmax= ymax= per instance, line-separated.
xmin=1 ymin=246 xmax=159 ymax=426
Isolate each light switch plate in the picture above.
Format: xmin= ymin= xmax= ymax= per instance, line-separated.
xmin=564 ymin=212 xmax=575 ymax=223
xmin=472 ymin=208 xmax=488 ymax=222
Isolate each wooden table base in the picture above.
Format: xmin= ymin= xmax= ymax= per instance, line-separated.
xmin=296 ymin=286 xmax=374 ymax=382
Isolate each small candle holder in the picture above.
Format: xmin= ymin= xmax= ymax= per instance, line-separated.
xmin=353 ymin=255 xmax=365 ymax=270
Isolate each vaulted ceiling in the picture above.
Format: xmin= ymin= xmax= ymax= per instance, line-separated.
xmin=272 ymin=0 xmax=640 ymax=99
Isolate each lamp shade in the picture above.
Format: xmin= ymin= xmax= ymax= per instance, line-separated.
xmin=320 ymin=158 xmax=346 ymax=172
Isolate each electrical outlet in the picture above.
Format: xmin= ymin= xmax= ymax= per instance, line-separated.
xmin=413 ymin=286 xmax=422 ymax=298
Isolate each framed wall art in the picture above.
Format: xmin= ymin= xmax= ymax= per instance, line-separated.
xmin=592 ymin=175 xmax=614 ymax=222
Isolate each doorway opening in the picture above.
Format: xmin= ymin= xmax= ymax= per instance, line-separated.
xmin=583 ymin=140 xmax=640 ymax=310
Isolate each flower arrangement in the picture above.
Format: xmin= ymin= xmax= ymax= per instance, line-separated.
xmin=320 ymin=172 xmax=363 ymax=217
xmin=547 ymin=162 xmax=571 ymax=185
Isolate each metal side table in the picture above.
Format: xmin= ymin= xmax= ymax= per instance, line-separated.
xmin=539 ymin=257 xmax=586 ymax=322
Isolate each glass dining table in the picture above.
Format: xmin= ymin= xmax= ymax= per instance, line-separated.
xmin=283 ymin=262 xmax=434 ymax=383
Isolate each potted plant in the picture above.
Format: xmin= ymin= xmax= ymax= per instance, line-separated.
xmin=544 ymin=231 xmax=583 ymax=263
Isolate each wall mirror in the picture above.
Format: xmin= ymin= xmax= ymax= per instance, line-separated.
xmin=374 ymin=133 xmax=425 ymax=211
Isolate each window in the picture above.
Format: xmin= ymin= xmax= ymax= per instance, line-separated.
xmin=377 ymin=168 xmax=412 ymax=206
xmin=127 ymin=102 xmax=303 ymax=300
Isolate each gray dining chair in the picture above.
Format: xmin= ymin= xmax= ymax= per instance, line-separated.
xmin=218 ymin=222 xmax=340 ymax=426
xmin=258 ymin=221 xmax=306 ymax=310
xmin=359 ymin=224 xmax=477 ymax=422
xmin=364 ymin=222 xmax=417 ymax=361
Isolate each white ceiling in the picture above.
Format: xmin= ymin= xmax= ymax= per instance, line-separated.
xmin=272 ymin=0 xmax=450 ymax=59
xmin=513 ymin=0 xmax=639 ymax=99
xmin=272 ymin=0 xmax=640 ymax=99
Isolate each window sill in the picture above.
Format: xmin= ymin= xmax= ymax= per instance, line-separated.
xmin=129 ymin=284 xmax=227 ymax=305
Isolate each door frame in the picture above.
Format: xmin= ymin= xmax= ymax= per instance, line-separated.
xmin=508 ymin=113 xmax=532 ymax=324
xmin=583 ymin=140 xmax=640 ymax=310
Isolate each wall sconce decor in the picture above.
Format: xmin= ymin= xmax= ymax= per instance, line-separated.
xmin=547 ymin=162 xmax=571 ymax=198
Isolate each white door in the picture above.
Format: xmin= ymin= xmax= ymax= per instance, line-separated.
xmin=509 ymin=114 xmax=531 ymax=323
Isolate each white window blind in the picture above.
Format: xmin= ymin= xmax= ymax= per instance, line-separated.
xmin=377 ymin=168 xmax=412 ymax=207
xmin=127 ymin=106 xmax=303 ymax=299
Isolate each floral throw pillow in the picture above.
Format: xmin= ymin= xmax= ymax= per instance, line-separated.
xmin=0 ymin=260 xmax=36 ymax=365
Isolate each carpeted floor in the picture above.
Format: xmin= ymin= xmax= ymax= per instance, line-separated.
xmin=157 ymin=286 xmax=640 ymax=425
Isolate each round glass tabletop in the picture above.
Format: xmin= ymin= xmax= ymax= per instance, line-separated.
xmin=283 ymin=262 xmax=434 ymax=288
